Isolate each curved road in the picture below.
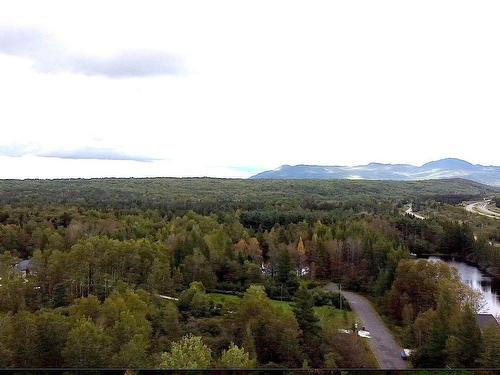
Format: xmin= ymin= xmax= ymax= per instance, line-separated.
xmin=325 ymin=283 xmax=407 ymax=369
xmin=465 ymin=200 xmax=500 ymax=220
xmin=404 ymin=204 xmax=425 ymax=220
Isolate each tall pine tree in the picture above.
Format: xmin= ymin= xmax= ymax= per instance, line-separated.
xmin=446 ymin=304 xmax=482 ymax=368
xmin=293 ymin=285 xmax=323 ymax=367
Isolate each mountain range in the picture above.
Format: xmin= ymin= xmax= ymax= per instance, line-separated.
xmin=250 ymin=158 xmax=500 ymax=186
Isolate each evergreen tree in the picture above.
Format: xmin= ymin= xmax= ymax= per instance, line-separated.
xmin=412 ymin=286 xmax=456 ymax=368
xmin=479 ymin=324 xmax=500 ymax=368
xmin=0 ymin=314 xmax=13 ymax=367
xmin=276 ymin=247 xmax=292 ymax=283
xmin=293 ymin=285 xmax=323 ymax=367
xmin=147 ymin=257 xmax=173 ymax=295
xmin=7 ymin=311 xmax=40 ymax=367
xmin=150 ymin=301 xmax=181 ymax=353
xmin=52 ymin=282 xmax=69 ymax=308
xmin=182 ymin=250 xmax=217 ymax=289
xmin=36 ymin=310 xmax=71 ymax=367
xmin=241 ymin=323 xmax=257 ymax=361
xmin=446 ymin=304 xmax=482 ymax=368
xmin=235 ymin=285 xmax=302 ymax=367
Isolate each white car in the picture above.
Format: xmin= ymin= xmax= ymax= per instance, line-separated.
xmin=400 ymin=349 xmax=413 ymax=360
xmin=357 ymin=330 xmax=371 ymax=339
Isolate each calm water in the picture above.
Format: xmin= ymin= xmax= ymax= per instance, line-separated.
xmin=427 ymin=256 xmax=500 ymax=317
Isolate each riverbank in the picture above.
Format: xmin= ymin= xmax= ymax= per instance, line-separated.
xmin=419 ymin=255 xmax=500 ymax=317
xmin=418 ymin=253 xmax=500 ymax=281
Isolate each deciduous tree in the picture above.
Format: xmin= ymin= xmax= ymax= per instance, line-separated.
xmin=160 ymin=334 xmax=212 ymax=368
xmin=219 ymin=343 xmax=255 ymax=368
xmin=62 ymin=318 xmax=111 ymax=367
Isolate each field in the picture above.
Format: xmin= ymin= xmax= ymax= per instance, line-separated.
xmin=208 ymin=292 xmax=357 ymax=330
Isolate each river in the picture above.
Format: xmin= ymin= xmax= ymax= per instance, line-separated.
xmin=426 ymin=256 xmax=500 ymax=317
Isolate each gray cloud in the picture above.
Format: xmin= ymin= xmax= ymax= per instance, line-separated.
xmin=62 ymin=50 xmax=182 ymax=78
xmin=0 ymin=143 xmax=160 ymax=162
xmin=0 ymin=27 xmax=49 ymax=55
xmin=0 ymin=26 xmax=182 ymax=77
xmin=38 ymin=147 xmax=160 ymax=162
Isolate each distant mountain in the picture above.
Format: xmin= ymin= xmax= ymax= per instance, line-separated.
xmin=250 ymin=158 xmax=500 ymax=186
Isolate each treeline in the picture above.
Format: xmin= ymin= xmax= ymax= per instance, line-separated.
xmin=394 ymin=215 xmax=500 ymax=276
xmin=0 ymin=278 xmax=370 ymax=368
xmin=0 ymin=205 xmax=408 ymax=368
xmin=415 ymin=194 xmax=483 ymax=205
xmin=0 ymin=208 xmax=403 ymax=307
xmin=385 ymin=260 xmax=499 ymax=368
xmin=0 ymin=178 xmax=495 ymax=213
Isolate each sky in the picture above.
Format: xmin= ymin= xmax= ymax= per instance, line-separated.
xmin=0 ymin=0 xmax=499 ymax=179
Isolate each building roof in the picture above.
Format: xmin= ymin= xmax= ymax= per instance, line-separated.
xmin=476 ymin=314 xmax=499 ymax=330
xmin=15 ymin=259 xmax=33 ymax=272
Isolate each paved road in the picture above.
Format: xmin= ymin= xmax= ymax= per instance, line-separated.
xmin=465 ymin=200 xmax=500 ymax=220
xmin=404 ymin=204 xmax=425 ymax=220
xmin=325 ymin=283 xmax=407 ymax=369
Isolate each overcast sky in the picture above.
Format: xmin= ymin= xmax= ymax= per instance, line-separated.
xmin=0 ymin=0 xmax=499 ymax=179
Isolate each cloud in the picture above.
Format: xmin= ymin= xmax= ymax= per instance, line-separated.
xmin=0 ymin=26 xmax=182 ymax=77
xmin=0 ymin=143 xmax=160 ymax=162
xmin=62 ymin=50 xmax=182 ymax=78
xmin=38 ymin=147 xmax=160 ymax=162
xmin=0 ymin=26 xmax=49 ymax=55
xmin=0 ymin=143 xmax=38 ymax=157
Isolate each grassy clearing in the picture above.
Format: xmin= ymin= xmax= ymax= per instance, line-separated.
xmin=208 ymin=293 xmax=241 ymax=305
xmin=209 ymin=293 xmax=378 ymax=367
xmin=314 ymin=305 xmax=378 ymax=368
xmin=314 ymin=305 xmax=356 ymax=331
xmin=208 ymin=292 xmax=293 ymax=312
xmin=209 ymin=293 xmax=353 ymax=329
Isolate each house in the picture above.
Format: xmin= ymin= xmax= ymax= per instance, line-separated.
xmin=14 ymin=259 xmax=33 ymax=278
xmin=476 ymin=314 xmax=499 ymax=331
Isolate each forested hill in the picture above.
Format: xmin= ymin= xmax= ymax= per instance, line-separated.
xmin=0 ymin=177 xmax=496 ymax=212
xmin=1 ymin=176 xmax=499 ymax=369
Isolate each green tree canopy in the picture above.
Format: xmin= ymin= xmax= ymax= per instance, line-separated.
xmin=160 ymin=334 xmax=212 ymax=369
xmin=479 ymin=324 xmax=500 ymax=368
xmin=219 ymin=343 xmax=255 ymax=368
xmin=293 ymin=284 xmax=323 ymax=366
xmin=446 ymin=304 xmax=482 ymax=368
xmin=62 ymin=318 xmax=111 ymax=367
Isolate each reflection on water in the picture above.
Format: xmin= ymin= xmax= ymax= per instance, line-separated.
xmin=428 ymin=256 xmax=500 ymax=317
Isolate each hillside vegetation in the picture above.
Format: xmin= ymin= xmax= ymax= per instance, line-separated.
xmin=0 ymin=177 xmax=499 ymax=369
xmin=0 ymin=177 xmax=495 ymax=211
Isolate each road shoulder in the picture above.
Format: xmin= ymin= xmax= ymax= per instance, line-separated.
xmin=324 ymin=283 xmax=408 ymax=369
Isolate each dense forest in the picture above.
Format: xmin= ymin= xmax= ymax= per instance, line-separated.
xmin=0 ymin=178 xmax=499 ymax=368
xmin=0 ymin=177 xmax=496 ymax=212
